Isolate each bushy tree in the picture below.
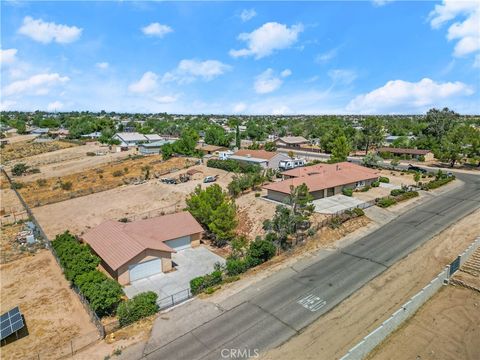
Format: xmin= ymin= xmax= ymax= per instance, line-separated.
xmin=361 ymin=117 xmax=384 ymax=154
xmin=362 ymin=153 xmax=382 ymax=167
xmin=117 ymin=291 xmax=159 ymax=326
xmin=186 ymin=184 xmax=237 ymax=246
xmin=205 ymin=125 xmax=232 ymax=147
xmin=330 ymin=135 xmax=351 ymax=163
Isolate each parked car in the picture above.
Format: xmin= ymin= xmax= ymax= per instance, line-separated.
xmin=407 ymin=164 xmax=427 ymax=173
xmin=161 ymin=178 xmax=176 ymax=184
xmin=203 ymin=175 xmax=217 ymax=183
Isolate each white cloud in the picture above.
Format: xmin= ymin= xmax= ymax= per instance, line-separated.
xmin=328 ymin=69 xmax=357 ymax=85
xmin=281 ymin=69 xmax=292 ymax=78
xmin=372 ymin=0 xmax=395 ymax=7
xmin=0 ymin=48 xmax=18 ymax=65
xmin=254 ymin=68 xmax=285 ymax=94
xmin=18 ymin=16 xmax=82 ymax=44
xmin=347 ymin=78 xmax=474 ymax=113
xmin=428 ymin=1 xmax=480 ymax=58
xmin=315 ymin=48 xmax=338 ymax=63
xmin=95 ymin=62 xmax=109 ymax=69
xmin=3 ymin=73 xmax=70 ymax=96
xmin=153 ymin=95 xmax=178 ymax=104
xmin=240 ymin=9 xmax=257 ymax=22
xmin=47 ymin=101 xmax=63 ymax=111
xmin=230 ymin=22 xmax=304 ymax=59
xmin=233 ymin=102 xmax=247 ymax=113
xmin=141 ymin=22 xmax=173 ymax=38
xmin=128 ymin=71 xmax=158 ymax=93
xmin=162 ymin=59 xmax=231 ymax=84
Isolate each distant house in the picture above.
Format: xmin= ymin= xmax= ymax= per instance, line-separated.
xmin=229 ymin=149 xmax=290 ymax=169
xmin=81 ymin=131 xmax=102 ymax=139
xmin=49 ymin=129 xmax=69 ymax=139
xmin=264 ymin=162 xmax=379 ymax=203
xmin=139 ymin=139 xmax=176 ymax=155
xmin=30 ymin=127 xmax=49 ymax=135
xmin=384 ymin=135 xmax=416 ymax=145
xmin=195 ymin=144 xmax=228 ymax=156
xmin=275 ymin=136 xmax=309 ymax=148
xmin=112 ymin=132 xmax=148 ymax=147
xmin=82 ymin=212 xmax=204 ymax=285
xmin=376 ymin=147 xmax=434 ymax=161
xmin=144 ymin=134 xmax=163 ymax=142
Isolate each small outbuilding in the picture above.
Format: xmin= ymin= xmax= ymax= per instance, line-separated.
xmin=275 ymin=136 xmax=309 ymax=148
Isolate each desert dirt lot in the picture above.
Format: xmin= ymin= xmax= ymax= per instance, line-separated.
xmin=0 ymin=250 xmax=98 ymax=360
xmin=1 ymin=140 xmax=77 ymax=162
xmin=33 ymin=165 xmax=234 ymax=238
xmin=368 ymin=285 xmax=480 ymax=360
xmin=7 ymin=143 xmax=135 ymax=182
xmin=262 ymin=209 xmax=480 ymax=360
xmin=17 ymin=156 xmax=195 ymax=207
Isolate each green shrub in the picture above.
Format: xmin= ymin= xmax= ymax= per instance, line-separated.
xmin=376 ymin=197 xmax=397 ymax=208
xmin=371 ymin=181 xmax=380 ymax=187
xmin=36 ymin=178 xmax=47 ymax=187
xmin=360 ymin=185 xmax=371 ymax=192
xmin=423 ymin=176 xmax=455 ymax=190
xmin=390 ymin=188 xmax=406 ymax=196
xmin=353 ymin=207 xmax=365 ymax=217
xmin=204 ymin=287 xmax=216 ymax=294
xmin=255 ymin=192 xmax=261 ymax=197
xmin=86 ymin=152 xmax=96 ymax=156
xmin=342 ymin=188 xmax=353 ymax=196
xmin=190 ymin=276 xmax=206 ymax=295
xmin=117 ymin=291 xmax=159 ymax=326
xmin=112 ymin=170 xmax=123 ymax=177
xmin=11 ymin=182 xmax=24 ymax=189
xmin=246 ymin=239 xmax=276 ymax=267
xmin=397 ymin=191 xmax=419 ymax=200
xmin=226 ymin=258 xmax=249 ymax=276
xmin=207 ymin=159 xmax=261 ymax=174
xmin=12 ymin=163 xmax=29 ymax=176
xmin=60 ymin=181 xmax=73 ymax=190
xmin=329 ymin=216 xmax=343 ymax=229
xmin=379 ymin=176 xmax=390 ymax=183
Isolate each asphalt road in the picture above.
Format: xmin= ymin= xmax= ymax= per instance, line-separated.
xmin=143 ymin=172 xmax=480 ymax=360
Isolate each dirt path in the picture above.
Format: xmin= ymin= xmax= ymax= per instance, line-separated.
xmin=262 ymin=209 xmax=480 ymax=360
xmin=368 ymin=286 xmax=480 ymax=360
xmin=0 ymin=250 xmax=98 ymax=359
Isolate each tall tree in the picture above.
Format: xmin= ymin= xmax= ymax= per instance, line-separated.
xmin=330 ymin=135 xmax=351 ymax=163
xmin=361 ymin=117 xmax=384 ymax=154
xmin=424 ymin=107 xmax=459 ymax=143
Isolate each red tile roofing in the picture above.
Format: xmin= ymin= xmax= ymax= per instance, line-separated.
xmin=234 ymin=149 xmax=278 ymax=160
xmin=82 ymin=211 xmax=204 ymax=270
xmin=264 ymin=162 xmax=378 ymax=194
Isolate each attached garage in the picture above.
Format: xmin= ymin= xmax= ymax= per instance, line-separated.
xmin=165 ymin=236 xmax=191 ymax=251
xmin=129 ymin=258 xmax=162 ymax=281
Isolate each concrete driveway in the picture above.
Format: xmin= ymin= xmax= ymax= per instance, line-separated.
xmin=124 ymin=246 xmax=225 ymax=302
xmin=313 ymin=194 xmax=367 ymax=214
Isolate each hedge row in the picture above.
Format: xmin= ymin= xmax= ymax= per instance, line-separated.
xmin=52 ymin=232 xmax=123 ymax=317
xmin=117 ymin=291 xmax=159 ymax=326
xmin=422 ymin=176 xmax=455 ymax=190
xmin=206 ymin=159 xmax=261 ymax=174
xmin=376 ymin=190 xmax=419 ymax=208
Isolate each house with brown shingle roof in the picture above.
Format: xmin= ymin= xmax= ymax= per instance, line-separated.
xmin=376 ymin=147 xmax=434 ymax=161
xmin=263 ymin=162 xmax=379 ymax=203
xmin=82 ymin=211 xmax=203 ymax=285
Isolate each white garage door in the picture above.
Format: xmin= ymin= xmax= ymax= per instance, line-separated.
xmin=165 ymin=236 xmax=191 ymax=251
xmin=129 ymin=258 xmax=162 ymax=282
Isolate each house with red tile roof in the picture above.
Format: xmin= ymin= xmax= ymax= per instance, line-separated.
xmin=82 ymin=211 xmax=203 ymax=285
xmin=263 ymin=162 xmax=379 ymax=203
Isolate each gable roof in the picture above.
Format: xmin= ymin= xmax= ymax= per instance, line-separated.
xmin=234 ymin=149 xmax=278 ymax=160
xmin=82 ymin=211 xmax=204 ymax=270
xmin=265 ymin=162 xmax=378 ymax=195
xmin=114 ymin=132 xmax=147 ymax=142
xmin=277 ymin=136 xmax=308 ymax=144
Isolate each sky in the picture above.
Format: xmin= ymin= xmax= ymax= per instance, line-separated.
xmin=1 ymin=0 xmax=479 ymax=115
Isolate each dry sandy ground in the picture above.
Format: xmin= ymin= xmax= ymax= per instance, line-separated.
xmin=33 ymin=165 xmax=234 ymax=238
xmin=236 ymin=190 xmax=278 ymax=240
xmin=262 ymin=209 xmax=480 ymax=360
xmin=9 ymin=143 xmax=135 ymax=182
xmin=0 ymin=250 xmax=98 ymax=360
xmin=368 ymin=286 xmax=480 ymax=360
xmin=1 ymin=187 xmax=24 ymax=214
xmin=2 ymin=140 xmax=76 ymax=162
xmin=2 ymin=134 xmax=39 ymax=143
